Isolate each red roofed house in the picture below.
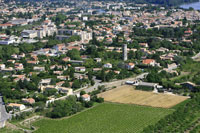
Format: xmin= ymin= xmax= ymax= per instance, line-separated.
xmin=22 ymin=98 xmax=35 ymax=104
xmin=142 ymin=59 xmax=156 ymax=66
xmin=0 ymin=23 xmax=13 ymax=29
xmin=125 ymin=63 xmax=135 ymax=70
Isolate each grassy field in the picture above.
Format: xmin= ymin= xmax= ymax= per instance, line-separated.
xmin=33 ymin=103 xmax=172 ymax=133
xmin=0 ymin=127 xmax=22 ymax=133
xmin=98 ymin=85 xmax=188 ymax=108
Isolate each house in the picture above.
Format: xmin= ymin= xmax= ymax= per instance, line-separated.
xmin=12 ymin=75 xmax=25 ymax=81
xmin=0 ymin=38 xmax=15 ymax=45
xmin=27 ymin=60 xmax=39 ymax=65
xmin=142 ymin=59 xmax=156 ymax=66
xmin=39 ymin=78 xmax=51 ymax=86
xmin=7 ymin=60 xmax=15 ymax=63
xmin=14 ymin=63 xmax=24 ymax=71
xmin=21 ymin=30 xmax=37 ymax=38
xmin=75 ymin=67 xmax=86 ymax=72
xmin=0 ymin=64 xmax=5 ymax=70
xmin=94 ymin=58 xmax=102 ymax=62
xmin=53 ymin=71 xmax=63 ymax=75
xmin=114 ymin=70 xmax=120 ymax=74
xmin=166 ymin=63 xmax=178 ymax=71
xmin=0 ymin=23 xmax=13 ymax=29
xmin=103 ymin=63 xmax=112 ymax=68
xmin=33 ymin=66 xmax=45 ymax=72
xmin=57 ymin=76 xmax=69 ymax=80
xmin=137 ymin=82 xmax=163 ymax=92
xmin=125 ymin=63 xmax=135 ymax=70
xmin=92 ymin=68 xmax=102 ymax=72
xmin=7 ymin=103 xmax=26 ymax=111
xmin=50 ymin=65 xmax=63 ymax=70
xmin=156 ymin=47 xmax=169 ymax=53
xmin=41 ymin=85 xmax=73 ymax=96
xmin=62 ymin=57 xmax=71 ymax=62
xmin=81 ymin=94 xmax=91 ymax=101
xmin=22 ymin=98 xmax=35 ymax=104
xmin=40 ymin=85 xmax=56 ymax=92
xmin=56 ymin=81 xmax=65 ymax=87
xmin=160 ymin=53 xmax=177 ymax=61
xmin=0 ymin=96 xmax=10 ymax=128
xmin=57 ymin=87 xmax=73 ymax=95
xmin=139 ymin=43 xmax=148 ymax=47
xmin=53 ymin=43 xmax=66 ymax=51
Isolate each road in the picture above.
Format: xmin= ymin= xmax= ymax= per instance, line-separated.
xmin=74 ymin=72 xmax=148 ymax=95
xmin=53 ymin=73 xmax=148 ymax=100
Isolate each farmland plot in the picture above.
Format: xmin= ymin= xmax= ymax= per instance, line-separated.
xmin=33 ymin=103 xmax=172 ymax=133
xmin=98 ymin=85 xmax=188 ymax=108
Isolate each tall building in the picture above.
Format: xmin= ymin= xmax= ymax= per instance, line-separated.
xmin=123 ymin=44 xmax=128 ymax=61
xmin=0 ymin=96 xmax=10 ymax=128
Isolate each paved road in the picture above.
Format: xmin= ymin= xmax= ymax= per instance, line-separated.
xmin=54 ymin=73 xmax=148 ymax=100
xmin=74 ymin=73 xmax=148 ymax=95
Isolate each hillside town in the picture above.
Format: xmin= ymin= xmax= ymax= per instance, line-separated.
xmin=1 ymin=0 xmax=200 ymax=132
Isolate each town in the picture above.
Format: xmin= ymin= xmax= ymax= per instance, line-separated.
xmin=1 ymin=0 xmax=200 ymax=132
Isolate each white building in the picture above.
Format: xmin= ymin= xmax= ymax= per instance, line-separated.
xmin=21 ymin=30 xmax=37 ymax=38
xmin=104 ymin=63 xmax=112 ymax=68
xmin=7 ymin=103 xmax=26 ymax=111
xmin=75 ymin=67 xmax=86 ymax=72
xmin=0 ymin=64 xmax=5 ymax=70
xmin=81 ymin=94 xmax=90 ymax=101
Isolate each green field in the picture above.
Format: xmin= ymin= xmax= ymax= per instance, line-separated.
xmin=33 ymin=103 xmax=173 ymax=133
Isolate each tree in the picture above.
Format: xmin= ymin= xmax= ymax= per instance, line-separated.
xmin=91 ymin=80 xmax=95 ymax=86
xmin=43 ymin=89 xmax=57 ymax=96
xmin=67 ymin=49 xmax=81 ymax=60
xmin=72 ymin=80 xmax=81 ymax=89
xmin=80 ymin=91 xmax=86 ymax=96
xmin=62 ymin=81 xmax=70 ymax=87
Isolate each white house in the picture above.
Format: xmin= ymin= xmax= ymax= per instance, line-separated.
xmin=94 ymin=58 xmax=102 ymax=62
xmin=7 ymin=103 xmax=26 ymax=111
xmin=75 ymin=67 xmax=86 ymax=72
xmin=33 ymin=66 xmax=45 ymax=72
xmin=0 ymin=38 xmax=15 ymax=45
xmin=104 ymin=63 xmax=112 ymax=68
xmin=81 ymin=94 xmax=90 ymax=101
xmin=0 ymin=64 xmax=5 ymax=70
xmin=125 ymin=63 xmax=135 ymax=70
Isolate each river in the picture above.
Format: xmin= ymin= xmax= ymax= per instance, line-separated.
xmin=180 ymin=1 xmax=200 ymax=10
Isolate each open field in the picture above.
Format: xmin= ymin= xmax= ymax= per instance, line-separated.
xmin=33 ymin=103 xmax=172 ymax=133
xmin=98 ymin=85 xmax=188 ymax=108
xmin=0 ymin=127 xmax=22 ymax=133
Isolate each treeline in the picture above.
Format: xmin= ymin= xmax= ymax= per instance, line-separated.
xmin=143 ymin=93 xmax=200 ymax=132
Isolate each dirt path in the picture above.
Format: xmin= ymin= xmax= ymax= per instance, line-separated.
xmin=6 ymin=122 xmax=22 ymax=131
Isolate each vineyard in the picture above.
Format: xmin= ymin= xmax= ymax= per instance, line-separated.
xmin=33 ymin=103 xmax=172 ymax=133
